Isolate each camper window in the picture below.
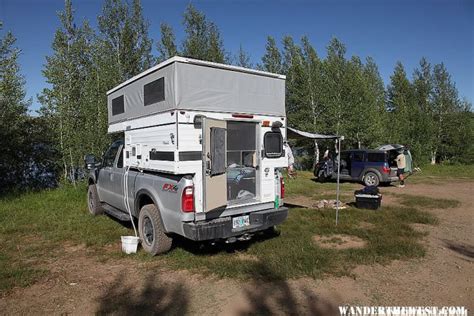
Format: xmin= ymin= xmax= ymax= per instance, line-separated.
xmin=227 ymin=121 xmax=256 ymax=167
xmin=264 ymin=132 xmax=283 ymax=158
xmin=144 ymin=77 xmax=165 ymax=106
xmin=210 ymin=127 xmax=226 ymax=176
xmin=111 ymin=95 xmax=124 ymax=115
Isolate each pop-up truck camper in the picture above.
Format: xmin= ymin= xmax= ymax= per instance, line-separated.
xmin=86 ymin=56 xmax=289 ymax=255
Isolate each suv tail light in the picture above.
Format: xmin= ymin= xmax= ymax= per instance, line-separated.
xmin=280 ymin=177 xmax=285 ymax=199
xmin=382 ymin=165 xmax=390 ymax=174
xmin=181 ymin=186 xmax=194 ymax=212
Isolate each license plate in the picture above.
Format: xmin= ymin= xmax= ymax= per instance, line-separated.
xmin=232 ymin=215 xmax=250 ymax=229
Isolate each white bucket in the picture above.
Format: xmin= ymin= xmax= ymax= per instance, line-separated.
xmin=121 ymin=236 xmax=140 ymax=254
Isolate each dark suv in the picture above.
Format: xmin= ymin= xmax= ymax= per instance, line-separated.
xmin=314 ymin=149 xmax=399 ymax=186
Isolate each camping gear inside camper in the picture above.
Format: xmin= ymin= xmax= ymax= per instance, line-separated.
xmin=86 ymin=56 xmax=289 ymax=255
xmin=226 ymin=121 xmax=258 ymax=204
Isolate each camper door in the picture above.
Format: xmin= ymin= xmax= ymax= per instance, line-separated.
xmin=202 ymin=117 xmax=227 ymax=212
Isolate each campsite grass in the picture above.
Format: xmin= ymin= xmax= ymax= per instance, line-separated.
xmin=409 ymin=163 xmax=474 ymax=183
xmin=0 ymin=165 xmax=468 ymax=292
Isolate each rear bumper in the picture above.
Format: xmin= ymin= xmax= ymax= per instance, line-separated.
xmin=182 ymin=207 xmax=289 ymax=241
xmin=383 ymin=175 xmax=399 ymax=182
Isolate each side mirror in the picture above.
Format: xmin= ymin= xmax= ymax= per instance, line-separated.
xmin=84 ymin=154 xmax=99 ymax=170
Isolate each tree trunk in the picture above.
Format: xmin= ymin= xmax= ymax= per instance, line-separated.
xmin=69 ymin=148 xmax=76 ymax=187
xmin=431 ymin=151 xmax=436 ymax=165
xmin=314 ymin=140 xmax=319 ymax=168
xmin=60 ymin=117 xmax=68 ymax=182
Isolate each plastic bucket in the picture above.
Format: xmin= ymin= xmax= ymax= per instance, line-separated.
xmin=121 ymin=236 xmax=140 ymax=254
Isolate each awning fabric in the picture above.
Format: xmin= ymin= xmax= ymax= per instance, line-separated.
xmin=287 ymin=127 xmax=340 ymax=140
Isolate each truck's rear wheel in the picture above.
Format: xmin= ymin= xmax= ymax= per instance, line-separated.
xmin=363 ymin=172 xmax=380 ymax=186
xmin=87 ymin=184 xmax=104 ymax=216
xmin=138 ymin=204 xmax=172 ymax=255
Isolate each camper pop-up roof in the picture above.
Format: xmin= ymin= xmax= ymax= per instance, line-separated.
xmin=107 ymin=56 xmax=286 ymax=128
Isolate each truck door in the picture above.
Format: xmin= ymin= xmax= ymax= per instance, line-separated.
xmin=97 ymin=140 xmax=123 ymax=208
xmin=202 ymin=117 xmax=227 ymax=212
xmin=350 ymin=151 xmax=365 ymax=179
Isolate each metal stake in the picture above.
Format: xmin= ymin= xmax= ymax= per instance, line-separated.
xmin=335 ymin=137 xmax=342 ymax=226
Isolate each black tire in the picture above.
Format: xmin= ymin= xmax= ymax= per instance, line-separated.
xmin=138 ymin=204 xmax=172 ymax=255
xmin=363 ymin=171 xmax=380 ymax=187
xmin=87 ymin=184 xmax=104 ymax=216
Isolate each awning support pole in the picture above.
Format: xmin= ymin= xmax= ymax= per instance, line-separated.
xmin=335 ymin=137 xmax=342 ymax=226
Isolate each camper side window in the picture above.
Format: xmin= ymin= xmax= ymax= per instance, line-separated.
xmin=264 ymin=132 xmax=283 ymax=158
xmin=111 ymin=95 xmax=124 ymax=115
xmin=144 ymin=77 xmax=165 ymax=106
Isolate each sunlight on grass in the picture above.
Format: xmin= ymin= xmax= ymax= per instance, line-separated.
xmin=0 ymin=166 xmax=467 ymax=291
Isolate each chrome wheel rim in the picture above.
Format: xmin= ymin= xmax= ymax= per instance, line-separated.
xmin=143 ymin=216 xmax=154 ymax=246
xmin=88 ymin=190 xmax=94 ymax=212
xmin=366 ymin=174 xmax=377 ymax=186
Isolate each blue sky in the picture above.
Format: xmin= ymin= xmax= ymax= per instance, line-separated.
xmin=1 ymin=0 xmax=473 ymax=113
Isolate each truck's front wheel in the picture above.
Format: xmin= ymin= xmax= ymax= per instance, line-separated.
xmin=138 ymin=204 xmax=172 ymax=255
xmin=87 ymin=184 xmax=104 ymax=216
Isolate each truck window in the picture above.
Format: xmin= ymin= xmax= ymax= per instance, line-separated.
xmin=264 ymin=132 xmax=283 ymax=158
xmin=116 ymin=147 xmax=124 ymax=168
xmin=368 ymin=153 xmax=386 ymax=162
xmin=103 ymin=142 xmax=120 ymax=167
xmin=352 ymin=152 xmax=364 ymax=162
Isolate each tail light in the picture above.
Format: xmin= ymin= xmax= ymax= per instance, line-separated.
xmin=181 ymin=186 xmax=194 ymax=212
xmin=382 ymin=165 xmax=390 ymax=174
xmin=280 ymin=177 xmax=285 ymax=199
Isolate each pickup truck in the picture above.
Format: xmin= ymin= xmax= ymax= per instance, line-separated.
xmin=86 ymin=139 xmax=288 ymax=256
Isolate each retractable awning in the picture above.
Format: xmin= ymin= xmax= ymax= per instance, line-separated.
xmin=287 ymin=127 xmax=341 ymax=140
xmin=286 ymin=126 xmax=344 ymax=226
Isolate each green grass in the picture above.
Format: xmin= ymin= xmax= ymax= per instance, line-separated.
xmin=1 ymin=164 xmax=468 ymax=291
xmin=392 ymin=194 xmax=460 ymax=210
xmin=409 ymin=164 xmax=474 ymax=183
xmin=0 ymin=184 xmax=130 ymax=292
xmin=160 ymin=205 xmax=437 ymax=280
xmin=0 ymin=179 xmax=446 ymax=291
xmin=285 ymin=170 xmax=360 ymax=200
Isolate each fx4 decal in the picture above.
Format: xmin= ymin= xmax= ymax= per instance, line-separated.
xmin=162 ymin=183 xmax=178 ymax=193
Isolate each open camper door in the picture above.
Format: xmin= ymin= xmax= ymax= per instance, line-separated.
xmin=202 ymin=117 xmax=227 ymax=212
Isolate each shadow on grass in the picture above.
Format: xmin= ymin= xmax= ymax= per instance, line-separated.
xmin=443 ymin=240 xmax=474 ymax=259
xmin=239 ymin=262 xmax=339 ymax=315
xmin=95 ymin=262 xmax=339 ymax=315
xmin=96 ymin=272 xmax=188 ymax=315
xmin=168 ymin=229 xmax=281 ymax=256
xmin=105 ymin=213 xmax=136 ymax=230
xmin=284 ymin=202 xmax=309 ymax=209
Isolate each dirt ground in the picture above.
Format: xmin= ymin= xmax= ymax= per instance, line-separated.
xmin=0 ymin=181 xmax=473 ymax=315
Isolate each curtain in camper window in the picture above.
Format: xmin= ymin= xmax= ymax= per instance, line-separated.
xmin=210 ymin=127 xmax=226 ymax=176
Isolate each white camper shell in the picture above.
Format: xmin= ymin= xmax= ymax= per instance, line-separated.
xmin=106 ymin=57 xmax=288 ymax=216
